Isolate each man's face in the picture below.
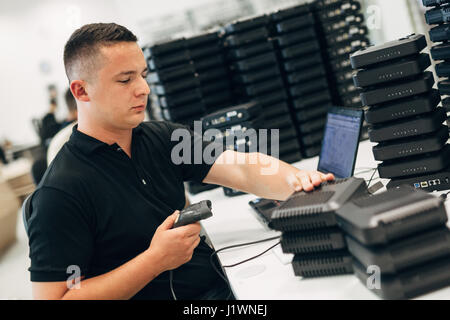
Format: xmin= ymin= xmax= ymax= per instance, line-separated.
xmin=86 ymin=42 xmax=150 ymax=130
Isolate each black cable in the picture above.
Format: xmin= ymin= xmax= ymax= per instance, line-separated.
xmin=210 ymin=235 xmax=281 ymax=300
xmin=222 ymin=241 xmax=281 ymax=268
xmin=169 ymin=270 xmax=177 ymax=300
xmin=367 ymin=168 xmax=378 ymax=188
xmin=169 ymin=235 xmax=280 ymax=300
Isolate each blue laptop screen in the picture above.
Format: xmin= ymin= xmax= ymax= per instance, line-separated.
xmin=317 ymin=109 xmax=363 ymax=178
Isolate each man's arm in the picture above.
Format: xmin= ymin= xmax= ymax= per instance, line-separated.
xmin=32 ymin=212 xmax=201 ymax=300
xmin=203 ymin=150 xmax=334 ymax=201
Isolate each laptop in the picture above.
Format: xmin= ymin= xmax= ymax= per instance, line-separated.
xmin=249 ymin=106 xmax=364 ymax=226
xmin=317 ymin=106 xmax=364 ymax=178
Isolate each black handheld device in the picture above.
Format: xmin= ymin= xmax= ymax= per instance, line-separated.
xmin=172 ymin=200 xmax=213 ymax=228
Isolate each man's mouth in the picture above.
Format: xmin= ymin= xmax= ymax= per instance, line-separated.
xmin=132 ymin=104 xmax=146 ymax=111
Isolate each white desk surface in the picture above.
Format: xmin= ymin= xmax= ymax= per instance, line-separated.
xmin=189 ymin=140 xmax=450 ymax=300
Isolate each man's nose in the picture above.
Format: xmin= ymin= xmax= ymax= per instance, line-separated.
xmin=136 ymin=76 xmax=151 ymax=96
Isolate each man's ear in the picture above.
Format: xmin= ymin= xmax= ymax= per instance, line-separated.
xmin=70 ymin=80 xmax=90 ymax=103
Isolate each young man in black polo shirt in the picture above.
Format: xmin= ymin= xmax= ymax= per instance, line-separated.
xmin=28 ymin=23 xmax=334 ymax=300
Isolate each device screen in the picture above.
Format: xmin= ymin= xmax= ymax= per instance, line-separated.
xmin=317 ymin=108 xmax=363 ymax=178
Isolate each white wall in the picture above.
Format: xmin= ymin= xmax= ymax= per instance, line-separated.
xmin=0 ymin=0 xmax=121 ymax=145
xmin=0 ymin=0 xmax=211 ymax=146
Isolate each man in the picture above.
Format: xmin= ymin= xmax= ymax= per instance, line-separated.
xmin=28 ymin=23 xmax=334 ymax=300
xmin=46 ymin=89 xmax=78 ymax=165
xmin=40 ymin=95 xmax=61 ymax=147
xmin=60 ymin=88 xmax=78 ymax=129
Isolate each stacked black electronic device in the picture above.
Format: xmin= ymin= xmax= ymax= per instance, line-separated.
xmin=351 ymin=34 xmax=450 ymax=192
xmin=423 ymin=0 xmax=450 ymax=123
xmin=335 ymin=186 xmax=450 ymax=299
xmin=311 ymin=0 xmax=371 ymax=139
xmin=201 ymin=102 xmax=265 ymax=196
xmin=270 ymin=177 xmax=368 ymax=278
xmin=270 ymin=4 xmax=333 ymax=159
xmin=222 ymin=16 xmax=302 ymax=164
xmin=144 ymin=31 xmax=233 ymax=128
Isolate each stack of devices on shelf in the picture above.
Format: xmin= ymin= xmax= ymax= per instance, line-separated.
xmin=350 ymin=33 xmax=450 ymax=192
xmin=335 ymin=186 xmax=450 ymax=299
xmin=143 ymin=31 xmax=233 ymax=128
xmin=222 ymin=15 xmax=302 ymax=164
xmin=423 ymin=0 xmax=450 ymax=130
xmin=312 ymin=0 xmax=368 ymax=107
xmin=201 ymin=102 xmax=265 ymax=197
xmin=269 ymin=177 xmax=368 ymax=278
xmin=270 ymin=3 xmax=332 ymax=159
xmin=311 ymin=0 xmax=371 ymax=140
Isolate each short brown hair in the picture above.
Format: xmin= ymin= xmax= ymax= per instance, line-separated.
xmin=63 ymin=23 xmax=138 ymax=82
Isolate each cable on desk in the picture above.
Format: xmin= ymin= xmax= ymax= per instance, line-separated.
xmin=209 ymin=235 xmax=281 ymax=300
xmin=222 ymin=241 xmax=281 ymax=268
xmin=367 ymin=168 xmax=378 ymax=188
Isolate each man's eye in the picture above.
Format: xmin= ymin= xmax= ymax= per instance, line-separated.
xmin=118 ymin=79 xmax=130 ymax=83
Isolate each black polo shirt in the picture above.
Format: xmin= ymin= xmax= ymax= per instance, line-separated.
xmin=28 ymin=120 xmax=224 ymax=300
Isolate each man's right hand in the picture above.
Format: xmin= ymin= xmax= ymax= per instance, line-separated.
xmin=147 ymin=211 xmax=202 ymax=272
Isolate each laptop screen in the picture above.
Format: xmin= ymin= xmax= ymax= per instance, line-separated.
xmin=317 ymin=107 xmax=363 ymax=179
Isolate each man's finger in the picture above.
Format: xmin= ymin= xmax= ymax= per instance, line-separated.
xmin=319 ymin=172 xmax=335 ymax=181
xmin=309 ymin=172 xmax=322 ymax=186
xmin=297 ymin=172 xmax=314 ymax=191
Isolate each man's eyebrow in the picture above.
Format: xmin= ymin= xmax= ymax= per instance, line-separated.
xmin=114 ymin=67 xmax=148 ymax=77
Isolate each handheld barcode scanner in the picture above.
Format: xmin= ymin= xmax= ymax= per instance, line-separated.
xmin=172 ymin=200 xmax=213 ymax=228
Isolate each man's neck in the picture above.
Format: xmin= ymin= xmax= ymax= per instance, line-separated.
xmin=77 ymin=118 xmax=133 ymax=157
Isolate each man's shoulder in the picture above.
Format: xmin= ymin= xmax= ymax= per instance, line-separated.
xmin=40 ymin=142 xmax=93 ymax=192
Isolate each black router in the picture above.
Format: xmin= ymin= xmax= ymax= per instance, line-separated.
xmin=386 ymin=166 xmax=450 ymax=191
xmin=281 ymin=227 xmax=346 ymax=254
xmin=377 ymin=144 xmax=450 ymax=178
xmin=350 ymin=34 xmax=427 ymax=69
xmin=364 ymin=90 xmax=440 ymax=124
xmin=201 ymin=102 xmax=261 ymax=129
xmin=292 ymin=250 xmax=354 ymax=278
xmin=335 ymin=186 xmax=448 ymax=246
xmin=352 ymin=53 xmax=431 ymax=88
xmin=367 ymin=107 xmax=446 ymax=142
xmin=372 ymin=125 xmax=449 ymax=161
xmin=346 ymin=227 xmax=450 ymax=275
xmin=360 ymin=72 xmax=434 ymax=107
xmin=352 ymin=256 xmax=450 ymax=299
xmin=270 ymin=177 xmax=368 ymax=232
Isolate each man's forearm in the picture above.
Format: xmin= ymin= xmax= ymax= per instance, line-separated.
xmin=240 ymin=152 xmax=300 ymax=200
xmin=205 ymin=150 xmax=333 ymax=201
xmin=210 ymin=151 xmax=299 ymax=201
xmin=62 ymin=249 xmax=163 ymax=300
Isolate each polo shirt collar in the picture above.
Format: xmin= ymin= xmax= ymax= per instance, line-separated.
xmin=70 ymin=123 xmax=144 ymax=155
